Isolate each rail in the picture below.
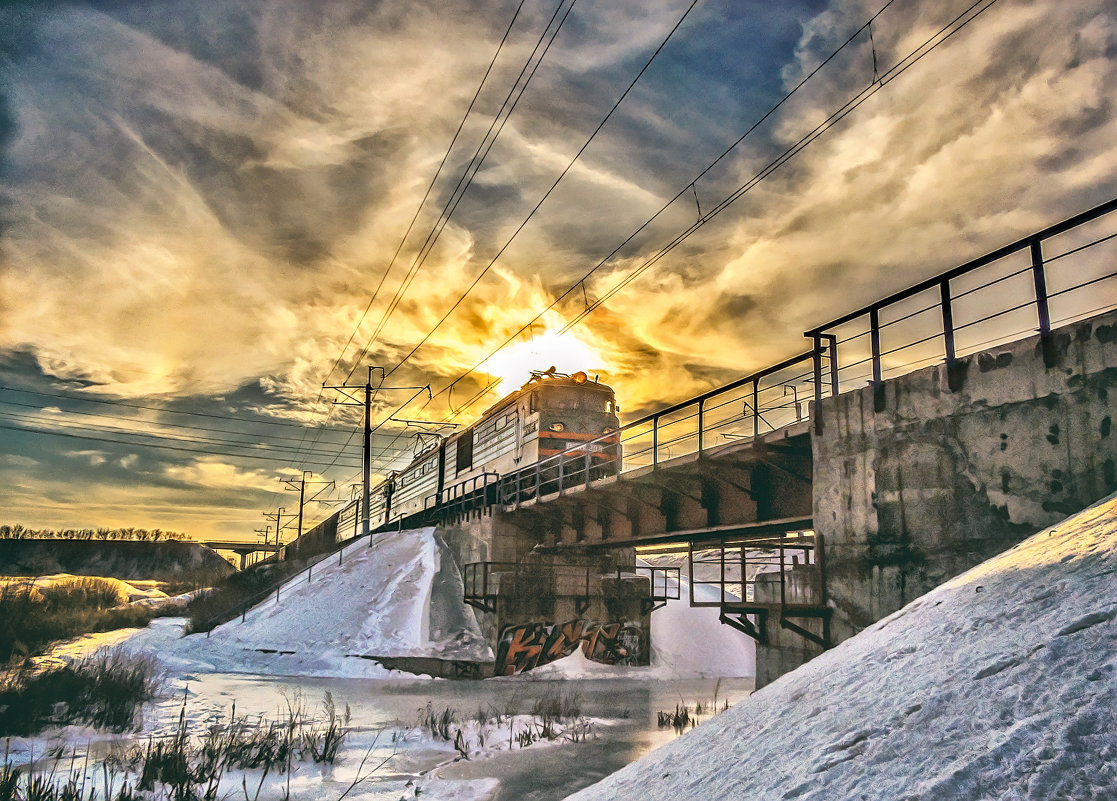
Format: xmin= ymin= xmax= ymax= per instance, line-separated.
xmin=688 ymin=530 xmax=830 ymax=648
xmin=805 ymin=196 xmax=1117 ymax=412
xmin=496 ymin=196 xmax=1116 ymax=503
xmin=426 ymin=472 xmax=500 ymax=522
xmin=463 ymin=561 xmax=679 ymax=615
xmin=499 ymin=347 xmax=831 ymax=505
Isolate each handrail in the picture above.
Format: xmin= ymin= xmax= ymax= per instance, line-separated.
xmin=803 ymin=196 xmax=1117 ymax=407
xmin=805 ymin=196 xmax=1117 ymax=335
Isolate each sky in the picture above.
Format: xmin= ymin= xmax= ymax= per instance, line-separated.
xmin=0 ymin=0 xmax=1114 ymax=541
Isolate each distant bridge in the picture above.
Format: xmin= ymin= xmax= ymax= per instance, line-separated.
xmin=200 ymin=540 xmax=283 ymax=569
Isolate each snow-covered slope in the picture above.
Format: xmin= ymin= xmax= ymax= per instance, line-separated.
xmin=567 ymin=494 xmax=1117 ymax=800
xmin=184 ymin=527 xmax=491 ymax=672
xmin=647 ymin=565 xmax=755 ymax=677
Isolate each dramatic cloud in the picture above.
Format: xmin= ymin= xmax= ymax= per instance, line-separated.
xmin=1 ymin=0 xmax=1112 ymax=537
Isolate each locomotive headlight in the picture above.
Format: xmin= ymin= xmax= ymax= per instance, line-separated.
xmin=603 ymin=427 xmax=615 ymax=434
xmin=549 ymin=422 xmax=565 ymax=432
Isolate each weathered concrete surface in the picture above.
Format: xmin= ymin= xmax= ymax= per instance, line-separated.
xmin=813 ymin=309 xmax=1116 ymax=647
xmin=752 ymin=563 xmax=826 ymax=688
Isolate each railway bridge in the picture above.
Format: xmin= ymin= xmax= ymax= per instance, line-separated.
xmin=310 ymin=198 xmax=1117 ymax=683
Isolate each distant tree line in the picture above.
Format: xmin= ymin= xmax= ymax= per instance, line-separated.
xmin=0 ymin=524 xmax=187 ymax=541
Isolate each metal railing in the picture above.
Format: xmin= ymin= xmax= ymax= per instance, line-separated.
xmin=463 ymin=561 xmax=680 ymax=614
xmin=425 ymin=472 xmax=500 ymax=523
xmin=498 ymin=347 xmax=833 ymax=505
xmin=805 ymin=197 xmax=1117 ymax=408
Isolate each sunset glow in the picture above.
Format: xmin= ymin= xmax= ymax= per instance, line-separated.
xmin=482 ymin=329 xmax=604 ymax=395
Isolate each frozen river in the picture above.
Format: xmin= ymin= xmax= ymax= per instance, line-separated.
xmin=16 ymin=621 xmax=753 ymax=801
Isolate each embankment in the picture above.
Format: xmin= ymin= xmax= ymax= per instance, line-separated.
xmin=0 ymin=539 xmax=234 ymax=582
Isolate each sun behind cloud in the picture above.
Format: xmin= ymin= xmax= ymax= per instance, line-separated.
xmin=482 ymin=329 xmax=605 ymax=395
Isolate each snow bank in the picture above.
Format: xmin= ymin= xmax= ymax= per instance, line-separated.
xmin=167 ymin=528 xmax=491 ymax=677
xmin=567 ymin=494 xmax=1117 ymax=801
xmin=0 ymin=573 xmax=168 ymax=603
xmin=647 ymin=565 xmax=754 ymax=677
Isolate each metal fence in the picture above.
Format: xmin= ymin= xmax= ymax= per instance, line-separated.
xmin=499 ymin=347 xmax=833 ymax=505
xmin=497 ymin=197 xmax=1116 ymax=504
xmin=805 ymin=197 xmax=1117 ymax=402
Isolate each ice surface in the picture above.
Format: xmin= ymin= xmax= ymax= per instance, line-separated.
xmin=566 ymin=493 xmax=1117 ymax=800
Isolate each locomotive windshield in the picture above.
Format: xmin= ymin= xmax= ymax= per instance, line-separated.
xmin=536 ymin=386 xmax=614 ymax=412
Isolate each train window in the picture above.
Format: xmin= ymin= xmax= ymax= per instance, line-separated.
xmin=542 ymin=387 xmax=613 ymax=412
xmin=456 ymin=431 xmax=473 ymax=473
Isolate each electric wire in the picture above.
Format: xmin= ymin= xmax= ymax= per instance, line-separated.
xmin=421 ymin=0 xmax=1004 ymax=423
xmin=323 ymin=0 xmax=531 ymax=385
xmin=343 ymin=0 xmax=581 ymax=383
xmin=380 ymin=0 xmax=704 ymax=382
xmin=378 ymin=0 xmax=903 ymax=411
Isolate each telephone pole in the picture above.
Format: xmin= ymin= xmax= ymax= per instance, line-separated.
xmin=324 ymin=367 xmax=430 ymax=538
xmin=281 ymin=471 xmax=335 ymax=539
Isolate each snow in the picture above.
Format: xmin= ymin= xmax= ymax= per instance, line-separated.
xmin=646 ymin=563 xmax=755 ymax=677
xmin=566 ymin=493 xmax=1117 ymax=801
xmin=130 ymin=528 xmax=492 ymax=678
xmin=185 ymin=531 xmax=487 ymax=670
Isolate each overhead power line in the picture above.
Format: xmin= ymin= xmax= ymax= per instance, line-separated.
xmin=0 ymin=395 xmax=401 ymax=448
xmin=407 ymin=0 xmax=1001 ymax=423
xmin=280 ymin=0 xmax=557 ymax=495
xmin=369 ymin=0 xmax=896 ymax=404
xmin=0 ymin=385 xmax=359 ymax=435
xmin=380 ymin=0 xmax=703 ymax=383
xmin=0 ymin=422 xmax=367 ymax=470
xmin=343 ymin=0 xmax=582 ymax=384
xmin=324 ymin=0 xmax=531 ymax=384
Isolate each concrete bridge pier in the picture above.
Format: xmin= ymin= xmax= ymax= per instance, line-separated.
xmin=799 ymin=310 xmax=1116 ymax=671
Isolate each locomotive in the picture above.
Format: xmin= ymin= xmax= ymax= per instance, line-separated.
xmin=368 ymin=369 xmax=620 ymax=527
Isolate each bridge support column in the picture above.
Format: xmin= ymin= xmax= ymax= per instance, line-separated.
xmin=812 ymin=311 xmax=1117 ymax=650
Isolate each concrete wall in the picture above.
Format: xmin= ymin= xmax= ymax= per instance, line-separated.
xmin=753 ymin=564 xmax=825 ymax=688
xmin=813 ymin=310 xmax=1116 ymax=646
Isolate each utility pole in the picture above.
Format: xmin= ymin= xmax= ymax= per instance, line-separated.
xmin=281 ymin=471 xmax=335 ymax=539
xmin=262 ymin=508 xmax=298 ymax=546
xmin=324 ymin=368 xmax=431 ymax=538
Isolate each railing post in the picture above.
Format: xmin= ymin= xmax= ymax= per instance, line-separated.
xmin=824 ymin=334 xmax=839 ymax=396
xmin=779 ymin=533 xmax=786 ymax=611
xmin=584 ymin=445 xmax=591 ymax=489
xmin=812 ymin=335 xmax=824 ymax=434
xmin=534 ymin=460 xmax=541 ymax=502
xmin=697 ymin=398 xmax=705 ymax=453
xmin=688 ymin=542 xmax=695 ymax=606
xmin=558 ymin=453 xmax=565 ymax=494
xmin=652 ymin=417 xmax=659 ymax=467
xmin=939 ymin=280 xmax=956 ymax=364
xmin=1030 ymin=238 xmax=1051 ymax=337
xmin=752 ymin=381 xmax=759 ymax=438
xmin=869 ymin=308 xmax=882 ymax=385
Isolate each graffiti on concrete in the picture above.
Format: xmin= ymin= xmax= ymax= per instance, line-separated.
xmin=495 ymin=619 xmax=646 ymax=675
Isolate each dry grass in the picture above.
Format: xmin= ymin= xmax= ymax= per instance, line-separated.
xmin=0 ymin=648 xmax=161 ymax=737
xmin=0 ymin=579 xmax=176 ymax=663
